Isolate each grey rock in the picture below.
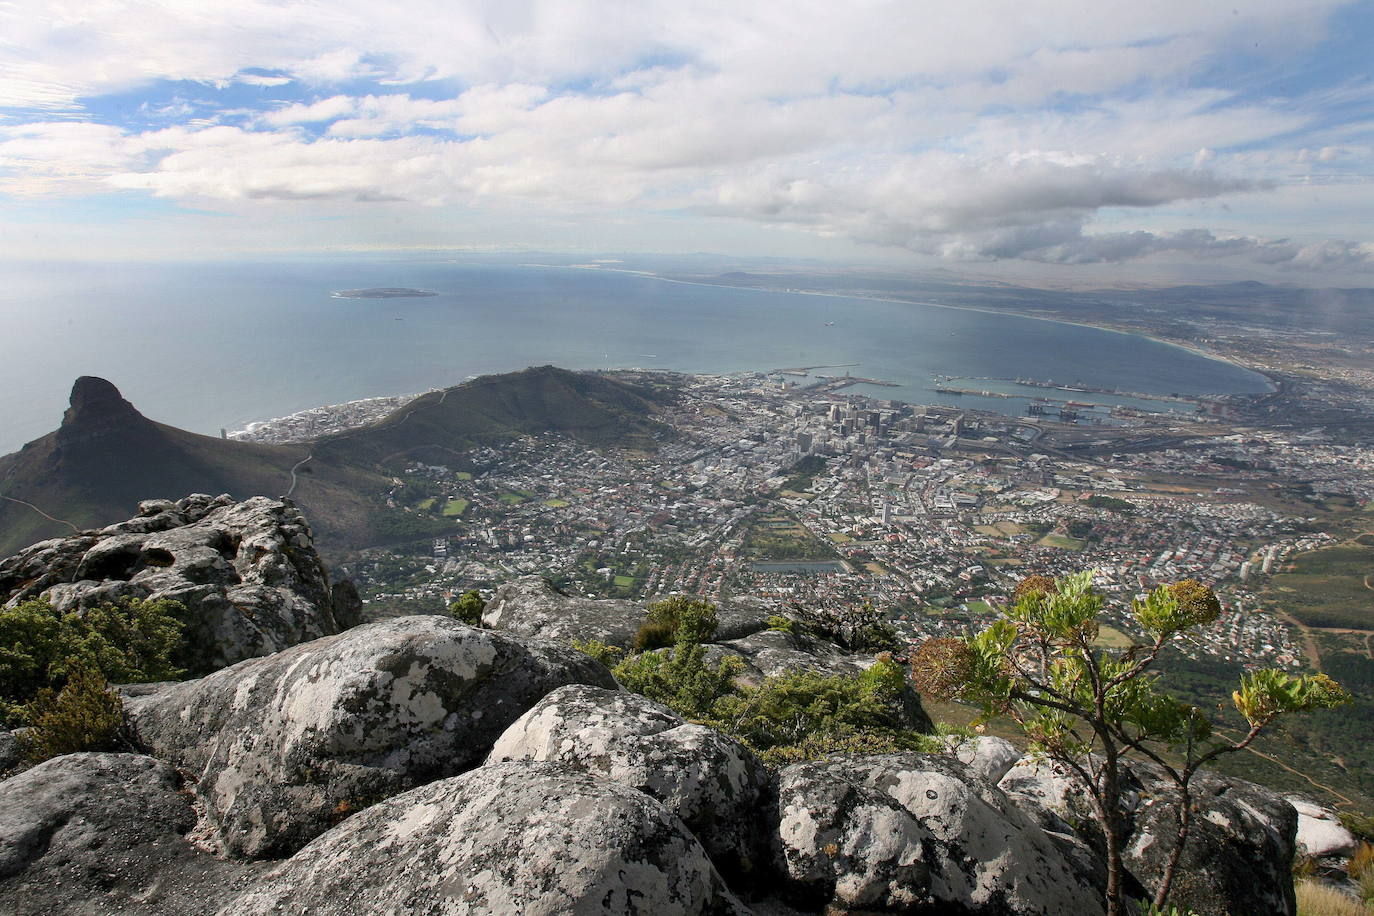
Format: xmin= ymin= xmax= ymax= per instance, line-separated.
xmin=483 ymin=575 xmax=771 ymax=647
xmin=487 ymin=684 xmax=770 ymax=874
xmin=0 ymin=494 xmax=347 ymax=673
xmin=1289 ymin=796 xmax=1357 ymax=859
xmin=715 ymin=628 xmax=868 ymax=680
xmin=0 ymin=731 xmax=18 ymax=776
xmin=771 ymin=753 xmax=1105 ymax=915
xmin=1126 ymin=769 xmax=1298 ymax=916
xmin=943 ymin=735 xmax=1022 ymax=785
xmin=225 ymin=760 xmax=747 ymax=916
xmin=0 ymin=753 xmax=261 ymax=916
xmin=125 ymin=615 xmax=617 ymax=859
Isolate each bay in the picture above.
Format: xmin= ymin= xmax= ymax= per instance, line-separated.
xmin=0 ymin=255 xmax=1272 ymax=455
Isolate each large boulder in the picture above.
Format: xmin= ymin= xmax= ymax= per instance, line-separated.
xmin=487 ymin=684 xmax=770 ymax=875
xmin=1125 ymin=769 xmax=1298 ymax=916
xmin=124 ymin=616 xmax=616 ymax=859
xmin=771 ymin=753 xmax=1105 ymax=915
xmin=0 ymin=753 xmax=261 ymax=916
xmin=226 ymin=760 xmax=747 ymax=916
xmin=483 ymin=576 xmax=770 ymax=647
xmin=0 ymin=494 xmax=354 ymax=672
xmin=945 ymin=736 xmax=1022 ymax=785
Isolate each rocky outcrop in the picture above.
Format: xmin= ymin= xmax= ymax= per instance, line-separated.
xmin=770 ymin=752 xmax=1106 ymax=915
xmin=1000 ymin=756 xmax=1299 ymax=916
xmin=483 ymin=575 xmax=771 ymax=646
xmin=487 ymin=684 xmax=770 ymax=875
xmin=0 ymin=493 xmax=354 ymax=672
xmin=226 ymin=760 xmax=746 ymax=916
xmin=945 ymin=736 xmax=1022 ymax=785
xmin=123 ymin=616 xmax=617 ymax=859
xmin=0 ymin=753 xmax=261 ymax=916
xmin=1289 ymin=795 xmax=1357 ymax=859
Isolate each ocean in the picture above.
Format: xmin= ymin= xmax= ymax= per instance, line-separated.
xmin=0 ymin=255 xmax=1273 ymax=454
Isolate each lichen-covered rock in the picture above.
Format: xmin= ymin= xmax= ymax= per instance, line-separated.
xmin=1289 ymin=795 xmax=1357 ymax=859
xmin=225 ymin=760 xmax=747 ymax=916
xmin=487 ymin=684 xmax=769 ymax=874
xmin=484 ymin=576 xmax=771 ymax=648
xmin=771 ymin=753 xmax=1104 ymax=915
xmin=945 ymin=735 xmax=1021 ymax=785
xmin=713 ymin=628 xmax=869 ymax=681
xmin=0 ymin=753 xmax=261 ymax=916
xmin=124 ymin=616 xmax=617 ymax=859
xmin=0 ymin=494 xmax=354 ymax=672
xmin=0 ymin=731 xmax=18 ymax=776
xmin=1125 ymin=770 xmax=1298 ymax=916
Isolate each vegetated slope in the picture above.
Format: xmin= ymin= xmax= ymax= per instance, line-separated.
xmin=0 ymin=377 xmax=303 ymax=554
xmin=313 ymin=365 xmax=674 ymax=469
xmin=0 ymin=368 xmax=674 ymax=560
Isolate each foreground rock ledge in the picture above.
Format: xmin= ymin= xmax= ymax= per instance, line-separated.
xmin=225 ymin=760 xmax=747 ymax=916
xmin=124 ymin=615 xmax=617 ymax=859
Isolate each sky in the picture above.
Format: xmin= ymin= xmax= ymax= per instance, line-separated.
xmin=1 ymin=0 xmax=1372 ymax=281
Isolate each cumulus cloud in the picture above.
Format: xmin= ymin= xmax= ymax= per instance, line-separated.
xmin=0 ymin=0 xmax=1369 ymax=270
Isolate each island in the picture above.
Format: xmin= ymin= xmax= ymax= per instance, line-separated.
xmin=330 ymin=288 xmax=439 ymax=299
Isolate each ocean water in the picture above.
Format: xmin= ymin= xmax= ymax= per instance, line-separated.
xmin=0 ymin=256 xmax=1273 ymax=455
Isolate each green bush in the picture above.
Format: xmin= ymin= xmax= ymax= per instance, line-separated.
xmin=765 ymin=614 xmax=796 ymax=634
xmin=447 ymin=590 xmax=485 ymax=626
xmin=569 ymin=638 xmax=625 ymax=667
xmin=17 ymin=662 xmax=125 ymax=764
xmin=636 ymin=596 xmax=719 ymax=648
xmin=0 ymin=597 xmax=185 ymax=727
xmin=612 ymin=642 xmax=743 ymax=720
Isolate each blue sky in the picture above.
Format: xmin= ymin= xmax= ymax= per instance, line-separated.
xmin=1 ymin=0 xmax=1371 ymax=280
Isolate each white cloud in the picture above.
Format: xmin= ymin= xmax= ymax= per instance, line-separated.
xmin=0 ymin=0 xmax=1369 ymax=271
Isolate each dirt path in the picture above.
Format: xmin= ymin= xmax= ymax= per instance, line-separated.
xmin=1272 ymin=607 xmax=1325 ymax=672
xmin=1213 ymin=726 xmax=1358 ymax=809
xmin=1 ymin=495 xmax=80 ymax=533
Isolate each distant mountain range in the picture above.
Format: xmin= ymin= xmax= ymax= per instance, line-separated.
xmin=0 ymin=366 xmax=672 ymax=560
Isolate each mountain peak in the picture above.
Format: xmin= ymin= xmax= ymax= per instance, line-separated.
xmin=59 ymin=376 xmax=150 ymax=443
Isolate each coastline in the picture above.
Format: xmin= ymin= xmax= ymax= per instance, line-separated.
xmin=537 ymin=264 xmax=1277 ymax=394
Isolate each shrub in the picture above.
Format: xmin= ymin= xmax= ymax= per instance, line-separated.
xmin=446 ymin=590 xmax=485 ymax=626
xmin=639 ymin=596 xmax=719 ymax=646
xmin=17 ymin=662 xmax=124 ymax=764
xmin=612 ymin=642 xmax=742 ymax=720
xmin=0 ymin=597 xmax=185 ymax=727
xmin=569 ymin=638 xmax=625 ymax=668
xmin=632 ymin=619 xmax=679 ymax=652
xmin=765 ymin=614 xmax=796 ymax=634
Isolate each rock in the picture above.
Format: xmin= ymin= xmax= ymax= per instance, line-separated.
xmin=1289 ymin=796 xmax=1357 ymax=859
xmin=484 ymin=576 xmax=771 ymax=648
xmin=486 ymin=684 xmax=770 ymax=874
xmin=483 ymin=576 xmax=645 ymax=645
xmin=225 ymin=760 xmax=747 ymax=916
xmin=715 ymin=628 xmax=869 ymax=680
xmin=0 ymin=731 xmax=18 ymax=776
xmin=771 ymin=753 xmax=1105 ymax=915
xmin=0 ymin=494 xmax=347 ymax=673
xmin=1125 ymin=770 xmax=1298 ymax=916
xmin=944 ymin=735 xmax=1021 ymax=785
xmin=124 ymin=616 xmax=617 ymax=859
xmin=0 ymin=753 xmax=261 ymax=916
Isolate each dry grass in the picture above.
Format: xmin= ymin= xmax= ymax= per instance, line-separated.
xmin=1296 ymin=880 xmax=1372 ymax=916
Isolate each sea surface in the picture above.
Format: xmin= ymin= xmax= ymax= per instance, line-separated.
xmin=0 ymin=255 xmax=1273 ymax=455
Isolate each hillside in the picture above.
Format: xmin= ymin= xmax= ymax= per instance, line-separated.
xmin=0 ymin=369 xmax=673 ymax=559
xmin=313 ymin=365 xmax=674 ymax=469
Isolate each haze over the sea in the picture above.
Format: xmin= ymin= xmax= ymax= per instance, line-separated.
xmin=0 ymin=256 xmax=1271 ymax=455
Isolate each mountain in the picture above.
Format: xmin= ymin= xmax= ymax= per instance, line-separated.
xmin=0 ymin=368 xmax=672 ymax=559
xmin=312 ymin=365 xmax=674 ymax=469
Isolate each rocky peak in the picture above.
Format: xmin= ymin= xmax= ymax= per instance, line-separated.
xmin=57 ymin=376 xmax=152 ymax=445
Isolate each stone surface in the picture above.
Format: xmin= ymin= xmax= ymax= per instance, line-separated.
xmin=771 ymin=753 xmax=1105 ymax=915
xmin=713 ymin=628 xmax=870 ymax=681
xmin=0 ymin=753 xmax=261 ymax=916
xmin=0 ymin=730 xmax=18 ymax=776
xmin=945 ymin=736 xmax=1022 ymax=785
xmin=1289 ymin=796 xmax=1358 ymax=859
xmin=225 ymin=760 xmax=746 ymax=916
xmin=0 ymin=494 xmax=354 ymax=672
xmin=124 ymin=615 xmax=617 ymax=859
xmin=487 ymin=684 xmax=769 ymax=874
xmin=1125 ymin=769 xmax=1299 ymax=916
xmin=483 ymin=575 xmax=770 ymax=647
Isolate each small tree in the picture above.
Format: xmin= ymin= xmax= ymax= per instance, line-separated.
xmin=446 ymin=590 xmax=485 ymax=626
xmin=910 ymin=571 xmax=1349 ymax=916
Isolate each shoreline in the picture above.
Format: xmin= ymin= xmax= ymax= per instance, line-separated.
xmin=535 ymin=264 xmax=1277 ymax=394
